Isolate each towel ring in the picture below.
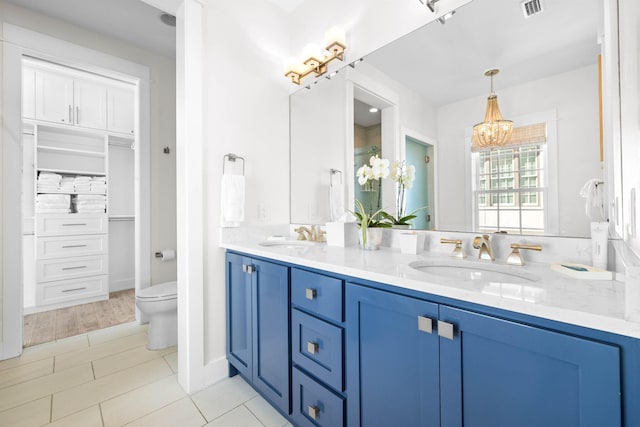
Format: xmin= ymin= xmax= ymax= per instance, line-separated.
xmin=223 ymin=153 xmax=245 ymax=175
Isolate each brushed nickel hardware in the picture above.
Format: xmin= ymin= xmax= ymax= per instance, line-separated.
xmin=242 ymin=264 xmax=256 ymax=274
xmin=305 ymin=288 xmax=317 ymax=300
xmin=62 ymin=244 xmax=88 ymax=248
xmin=294 ymin=225 xmax=326 ymax=242
xmin=440 ymin=238 xmax=466 ymax=259
xmin=506 ymin=243 xmax=542 ymax=266
xmin=418 ymin=316 xmax=433 ymax=333
xmin=62 ymin=287 xmax=87 ymax=292
xmin=308 ymin=405 xmax=320 ymax=420
xmin=437 ymin=320 xmax=455 ymax=340
xmin=473 ymin=234 xmax=495 ymax=261
xmin=62 ymin=223 xmax=87 ymax=226
xmin=62 ymin=265 xmax=87 ymax=270
xmin=307 ymin=341 xmax=319 ymax=354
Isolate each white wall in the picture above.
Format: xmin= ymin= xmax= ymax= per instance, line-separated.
xmin=201 ymin=0 xmax=290 ymax=369
xmin=0 ymin=1 xmax=177 ymax=286
xmin=436 ymin=64 xmax=601 ymax=236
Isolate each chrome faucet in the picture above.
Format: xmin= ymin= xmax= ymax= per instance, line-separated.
xmin=473 ymin=234 xmax=495 ymax=261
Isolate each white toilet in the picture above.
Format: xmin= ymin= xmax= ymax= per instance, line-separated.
xmin=135 ymin=281 xmax=177 ymax=350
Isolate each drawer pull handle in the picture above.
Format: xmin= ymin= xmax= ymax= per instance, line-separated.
xmin=307 ymin=405 xmax=320 ymax=420
xmin=418 ymin=316 xmax=433 ymax=334
xmin=305 ymin=288 xmax=317 ymax=300
xmin=62 ymin=223 xmax=88 ymax=226
xmin=437 ymin=320 xmax=455 ymax=340
xmin=62 ymin=287 xmax=87 ymax=293
xmin=62 ymin=244 xmax=88 ymax=248
xmin=62 ymin=266 xmax=87 ymax=270
xmin=307 ymin=341 xmax=319 ymax=355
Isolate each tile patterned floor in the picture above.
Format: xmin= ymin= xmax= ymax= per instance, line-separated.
xmin=0 ymin=322 xmax=293 ymax=427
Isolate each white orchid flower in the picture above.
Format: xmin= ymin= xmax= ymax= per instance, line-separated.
xmin=356 ymin=165 xmax=369 ymax=185
xmin=371 ymin=156 xmax=390 ymax=179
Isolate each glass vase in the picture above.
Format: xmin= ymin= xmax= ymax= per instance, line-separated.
xmin=359 ymin=226 xmax=383 ymax=250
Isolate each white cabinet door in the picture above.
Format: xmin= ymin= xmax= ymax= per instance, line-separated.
xmin=74 ymin=79 xmax=107 ymax=130
xmin=107 ymin=86 xmax=135 ymax=135
xmin=35 ymin=70 xmax=74 ymax=125
xmin=23 ymin=67 xmax=36 ymax=119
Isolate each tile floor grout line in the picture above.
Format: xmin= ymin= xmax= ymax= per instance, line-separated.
xmin=113 ymin=392 xmax=188 ymax=427
xmin=49 ymin=394 xmax=54 ymax=424
xmin=188 ymin=394 xmax=209 ymax=423
xmin=99 ymin=402 xmax=106 ymax=427
xmin=242 ymin=401 xmax=268 ymax=427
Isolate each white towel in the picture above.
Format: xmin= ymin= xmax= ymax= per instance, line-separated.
xmin=220 ymin=174 xmax=245 ymax=227
xmin=579 ymin=178 xmax=605 ymax=221
xmin=329 ymin=177 xmax=345 ymax=222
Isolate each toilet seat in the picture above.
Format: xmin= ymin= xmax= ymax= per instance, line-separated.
xmin=137 ymin=281 xmax=177 ymax=301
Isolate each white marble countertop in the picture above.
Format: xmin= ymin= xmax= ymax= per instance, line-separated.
xmin=222 ymin=237 xmax=640 ymax=340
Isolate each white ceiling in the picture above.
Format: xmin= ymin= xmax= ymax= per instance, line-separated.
xmin=263 ymin=0 xmax=306 ymax=13
xmin=354 ymin=99 xmax=382 ymax=127
xmin=365 ymin=0 xmax=602 ymax=106
xmin=5 ymin=0 xmax=176 ymax=58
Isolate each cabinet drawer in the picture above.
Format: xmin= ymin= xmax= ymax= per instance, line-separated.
xmin=292 ymin=268 xmax=343 ymax=322
xmin=37 ymin=275 xmax=108 ymax=306
xmin=37 ymin=235 xmax=108 ymax=259
xmin=292 ymin=367 xmax=344 ymax=427
xmin=37 ymin=255 xmax=107 ymax=283
xmin=293 ymin=309 xmax=344 ymax=391
xmin=36 ymin=214 xmax=108 ymax=236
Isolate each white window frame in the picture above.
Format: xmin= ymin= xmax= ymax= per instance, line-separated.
xmin=465 ymin=109 xmax=559 ymax=234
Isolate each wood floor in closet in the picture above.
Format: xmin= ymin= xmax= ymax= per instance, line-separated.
xmin=23 ymin=289 xmax=135 ymax=348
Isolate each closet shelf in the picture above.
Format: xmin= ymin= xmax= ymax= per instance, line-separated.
xmin=36 ymin=191 xmax=107 ymax=196
xmin=37 ymin=145 xmax=105 ymax=158
xmin=109 ymin=215 xmax=135 ymax=221
xmin=37 ymin=168 xmax=106 ymax=176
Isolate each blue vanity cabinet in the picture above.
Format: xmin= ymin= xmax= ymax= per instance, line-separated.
xmin=225 ymin=252 xmax=291 ymax=415
xmin=439 ymin=305 xmax=621 ymax=427
xmin=346 ymin=284 xmax=441 ymax=427
xmin=291 ymin=268 xmax=346 ymax=427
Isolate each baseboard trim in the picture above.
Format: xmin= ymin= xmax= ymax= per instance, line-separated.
xmin=204 ymin=355 xmax=230 ymax=387
xmin=110 ymin=278 xmax=134 ymax=292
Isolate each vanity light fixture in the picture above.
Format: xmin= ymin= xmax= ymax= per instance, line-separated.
xmin=472 ymin=69 xmax=513 ymax=149
xmin=419 ymin=0 xmax=456 ymax=24
xmin=284 ymin=26 xmax=347 ymax=85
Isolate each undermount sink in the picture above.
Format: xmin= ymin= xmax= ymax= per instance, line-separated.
xmin=258 ymin=239 xmax=318 ymax=248
xmin=408 ymin=260 xmax=539 ymax=284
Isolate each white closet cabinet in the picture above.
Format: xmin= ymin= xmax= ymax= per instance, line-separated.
xmin=35 ymin=69 xmax=74 ymax=125
xmin=22 ymin=57 xmax=137 ymax=311
xmin=107 ymin=86 xmax=135 ymax=135
xmin=34 ymin=67 xmax=108 ymax=131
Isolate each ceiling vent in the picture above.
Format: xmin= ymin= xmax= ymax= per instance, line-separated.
xmin=521 ymin=0 xmax=543 ymax=18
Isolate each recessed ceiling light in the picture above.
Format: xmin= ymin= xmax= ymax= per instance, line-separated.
xmin=369 ymin=107 xmax=379 ymax=113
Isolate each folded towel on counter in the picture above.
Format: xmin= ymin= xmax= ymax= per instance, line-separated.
xmin=220 ymin=174 xmax=245 ymax=227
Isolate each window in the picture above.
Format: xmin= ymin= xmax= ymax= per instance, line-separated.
xmin=473 ymin=123 xmax=547 ymax=234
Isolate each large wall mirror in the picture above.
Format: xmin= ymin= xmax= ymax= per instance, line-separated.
xmin=290 ymin=0 xmax=610 ymax=238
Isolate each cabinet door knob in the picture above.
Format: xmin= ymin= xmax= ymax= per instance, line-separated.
xmin=307 ymin=341 xmax=319 ymax=354
xmin=418 ymin=316 xmax=433 ymax=333
xmin=242 ymin=264 xmax=256 ymax=274
xmin=308 ymin=405 xmax=320 ymax=420
xmin=437 ymin=320 xmax=455 ymax=340
xmin=305 ymin=288 xmax=317 ymax=300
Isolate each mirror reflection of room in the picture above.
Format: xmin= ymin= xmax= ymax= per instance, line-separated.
xmin=353 ymin=99 xmax=382 ymax=214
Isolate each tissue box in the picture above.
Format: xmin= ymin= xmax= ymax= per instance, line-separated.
xmin=399 ymin=232 xmax=425 ymax=255
xmin=326 ymin=222 xmax=358 ymax=247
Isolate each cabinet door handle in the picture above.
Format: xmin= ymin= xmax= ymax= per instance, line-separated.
xmin=62 ymin=265 xmax=87 ymax=270
xmin=305 ymin=288 xmax=317 ymax=300
xmin=307 ymin=405 xmax=320 ymax=420
xmin=62 ymin=287 xmax=87 ymax=293
xmin=437 ymin=320 xmax=455 ymax=340
xmin=76 ymin=106 xmax=80 ymax=124
xmin=242 ymin=264 xmax=256 ymax=274
xmin=62 ymin=244 xmax=88 ymax=248
xmin=418 ymin=316 xmax=433 ymax=333
xmin=307 ymin=341 xmax=319 ymax=354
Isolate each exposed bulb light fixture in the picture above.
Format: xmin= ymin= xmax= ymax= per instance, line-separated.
xmin=369 ymin=107 xmax=379 ymax=113
xmin=285 ymin=26 xmax=347 ymax=85
xmin=472 ymin=69 xmax=513 ymax=149
xmin=419 ymin=0 xmax=456 ymax=25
